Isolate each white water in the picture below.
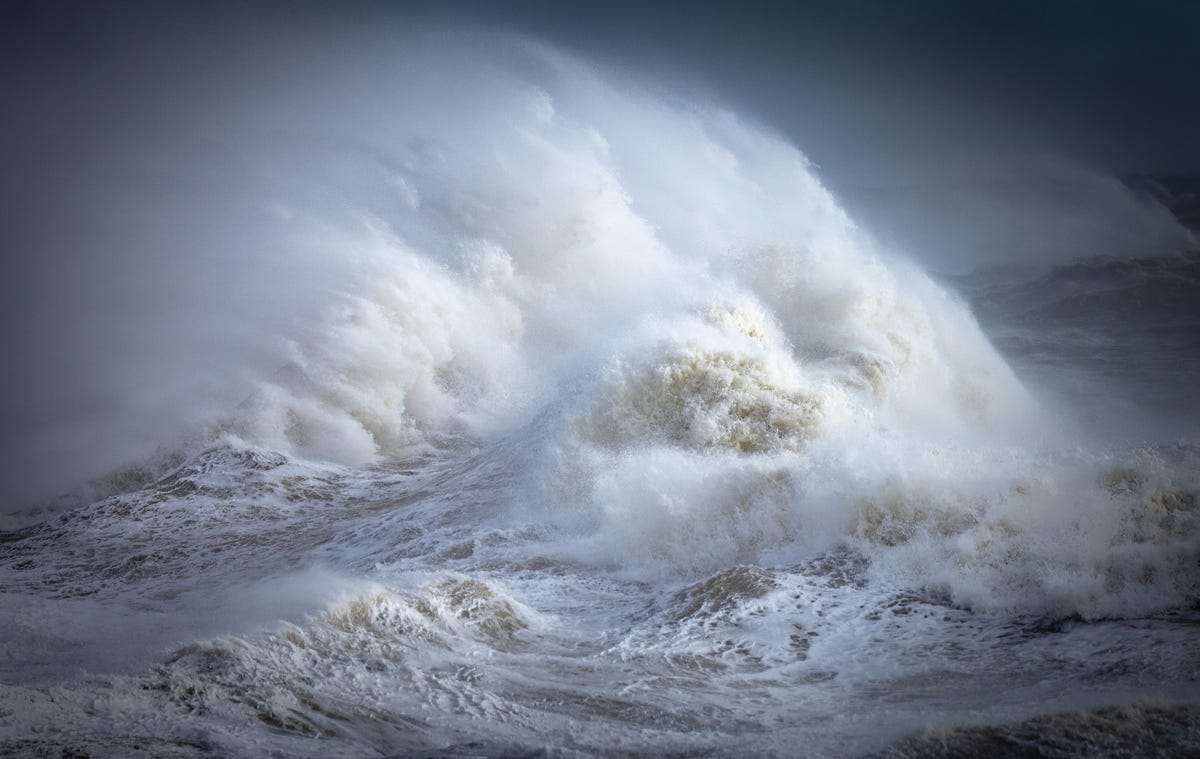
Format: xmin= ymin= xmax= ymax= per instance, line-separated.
xmin=2 ymin=30 xmax=1198 ymax=758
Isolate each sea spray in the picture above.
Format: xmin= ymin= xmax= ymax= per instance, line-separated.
xmin=2 ymin=28 xmax=1198 ymax=759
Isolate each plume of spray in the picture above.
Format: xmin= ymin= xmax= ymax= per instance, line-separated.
xmin=1 ymin=12 xmax=1196 ymax=623
xmin=0 ymin=19 xmax=1032 ymax=509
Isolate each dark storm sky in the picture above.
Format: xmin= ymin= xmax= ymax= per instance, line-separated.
xmin=4 ymin=0 xmax=1199 ymax=176
xmin=423 ymin=0 xmax=1200 ymax=177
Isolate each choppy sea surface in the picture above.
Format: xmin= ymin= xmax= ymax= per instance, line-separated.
xmin=3 ymin=39 xmax=1199 ymax=758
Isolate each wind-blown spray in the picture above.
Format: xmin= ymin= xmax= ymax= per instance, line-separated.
xmin=2 ymin=26 xmax=1198 ymax=759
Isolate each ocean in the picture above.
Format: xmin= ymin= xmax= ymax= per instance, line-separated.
xmin=2 ymin=36 xmax=1198 ymax=758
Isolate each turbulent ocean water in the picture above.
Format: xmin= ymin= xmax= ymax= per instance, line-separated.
xmin=3 ymin=36 xmax=1199 ymax=758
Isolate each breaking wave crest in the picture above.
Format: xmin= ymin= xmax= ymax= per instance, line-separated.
xmin=5 ymin=29 xmax=1199 ymax=758
xmin=44 ymin=35 xmax=1191 ymax=621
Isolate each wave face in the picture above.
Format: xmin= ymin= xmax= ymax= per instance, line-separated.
xmin=2 ymin=33 xmax=1199 ymax=758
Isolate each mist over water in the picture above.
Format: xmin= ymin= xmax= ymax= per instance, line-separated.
xmin=2 ymin=7 xmax=1199 ymax=757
